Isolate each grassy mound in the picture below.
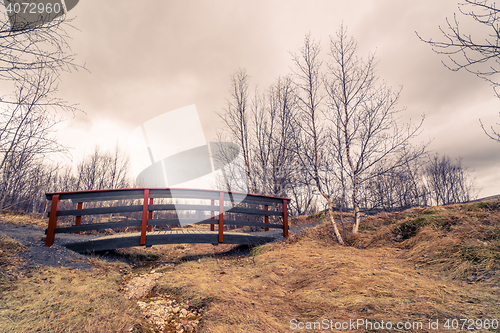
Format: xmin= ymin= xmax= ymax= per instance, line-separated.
xmin=347 ymin=199 xmax=500 ymax=282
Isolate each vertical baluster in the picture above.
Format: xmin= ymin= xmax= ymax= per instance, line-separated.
xmin=140 ymin=190 xmax=150 ymax=245
xmin=45 ymin=194 xmax=60 ymax=247
xmin=148 ymin=198 xmax=153 ymax=232
xmin=264 ymin=205 xmax=269 ymax=231
xmin=75 ymin=202 xmax=83 ymax=234
xmin=210 ymin=199 xmax=215 ymax=231
xmin=283 ymin=199 xmax=288 ymax=239
xmin=218 ymin=192 xmax=224 ymax=243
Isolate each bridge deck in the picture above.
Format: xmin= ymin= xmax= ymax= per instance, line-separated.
xmin=65 ymin=229 xmax=276 ymax=253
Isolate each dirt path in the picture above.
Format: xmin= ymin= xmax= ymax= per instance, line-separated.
xmin=0 ymin=223 xmax=97 ymax=270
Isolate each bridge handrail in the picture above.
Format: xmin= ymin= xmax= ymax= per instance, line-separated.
xmin=45 ymin=188 xmax=290 ymax=247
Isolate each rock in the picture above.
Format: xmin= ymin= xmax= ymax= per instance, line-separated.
xmin=180 ymin=308 xmax=188 ymax=316
xmin=173 ymin=307 xmax=180 ymax=314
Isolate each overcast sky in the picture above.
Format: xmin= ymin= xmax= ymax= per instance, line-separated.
xmin=50 ymin=0 xmax=500 ymax=196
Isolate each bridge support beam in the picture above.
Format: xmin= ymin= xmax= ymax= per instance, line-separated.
xmin=140 ymin=189 xmax=150 ymax=245
xmin=45 ymin=194 xmax=60 ymax=247
xmin=283 ymin=199 xmax=288 ymax=239
xmin=264 ymin=205 xmax=269 ymax=231
xmin=75 ymin=202 xmax=83 ymax=234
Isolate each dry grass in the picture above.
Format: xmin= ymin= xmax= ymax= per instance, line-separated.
xmin=150 ymin=236 xmax=499 ymax=332
xmin=350 ymin=200 xmax=500 ymax=282
xmin=0 ymin=257 xmax=145 ymax=332
xmin=1 ymin=200 xmax=500 ymax=332
xmin=0 ymin=210 xmax=48 ymax=228
xmin=0 ymin=234 xmax=27 ymax=291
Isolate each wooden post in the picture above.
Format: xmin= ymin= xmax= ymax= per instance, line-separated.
xmin=218 ymin=191 xmax=224 ymax=243
xmin=75 ymin=202 xmax=83 ymax=234
xmin=45 ymin=194 xmax=60 ymax=247
xmin=264 ymin=205 xmax=269 ymax=231
xmin=140 ymin=189 xmax=150 ymax=246
xmin=283 ymin=199 xmax=288 ymax=239
xmin=210 ymin=199 xmax=215 ymax=231
xmin=147 ymin=198 xmax=153 ymax=232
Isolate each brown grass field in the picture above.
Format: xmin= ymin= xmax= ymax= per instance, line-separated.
xmin=1 ymin=199 xmax=499 ymax=332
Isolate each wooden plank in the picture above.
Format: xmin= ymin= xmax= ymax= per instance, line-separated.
xmin=47 ymin=188 xmax=291 ymax=203
xmin=145 ymin=232 xmax=274 ymax=247
xmin=57 ymin=203 xmax=278 ymax=217
xmin=64 ymin=230 xmax=277 ymax=253
xmin=225 ymin=193 xmax=284 ymax=205
xmin=57 ymin=204 xmax=283 ymax=216
xmin=149 ymin=204 xmax=219 ymax=212
xmin=149 ymin=188 xmax=220 ymax=200
xmin=46 ymin=189 xmax=146 ymax=202
xmin=226 ymin=206 xmax=283 ymax=216
xmin=195 ymin=219 xmax=283 ymax=229
xmin=55 ymin=219 xmax=142 ymax=233
xmin=65 ymin=234 xmax=142 ymax=253
xmin=57 ymin=205 xmax=143 ymax=216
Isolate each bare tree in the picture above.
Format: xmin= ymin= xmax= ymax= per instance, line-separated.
xmin=364 ymin=152 xmax=429 ymax=210
xmin=424 ymin=153 xmax=478 ymax=205
xmin=325 ymin=25 xmax=425 ymax=234
xmin=0 ymin=69 xmax=73 ymax=210
xmin=218 ymin=69 xmax=255 ymax=192
xmin=76 ymin=145 xmax=130 ymax=191
xmin=418 ymin=0 xmax=500 ymax=142
xmin=291 ymin=33 xmax=346 ymax=244
xmin=0 ymin=10 xmax=80 ymax=84
xmin=251 ymin=76 xmax=298 ymax=197
xmin=0 ymin=8 xmax=83 ymax=213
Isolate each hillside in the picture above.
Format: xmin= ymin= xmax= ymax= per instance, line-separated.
xmin=0 ymin=199 xmax=499 ymax=332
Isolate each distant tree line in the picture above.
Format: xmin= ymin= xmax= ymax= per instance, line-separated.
xmin=0 ymin=145 xmax=130 ymax=214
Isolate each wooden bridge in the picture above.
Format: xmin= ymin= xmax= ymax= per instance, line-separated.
xmin=45 ymin=188 xmax=290 ymax=253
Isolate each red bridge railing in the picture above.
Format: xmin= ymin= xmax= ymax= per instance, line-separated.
xmin=45 ymin=188 xmax=290 ymax=247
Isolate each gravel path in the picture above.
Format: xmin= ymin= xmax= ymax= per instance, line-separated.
xmin=0 ymin=223 xmax=98 ymax=270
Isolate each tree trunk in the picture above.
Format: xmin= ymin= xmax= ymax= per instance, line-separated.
xmin=351 ymin=174 xmax=360 ymax=234
xmin=325 ymin=195 xmax=345 ymax=245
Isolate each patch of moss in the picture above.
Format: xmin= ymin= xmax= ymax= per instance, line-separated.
xmin=452 ymin=245 xmax=500 ymax=265
xmin=250 ymin=244 xmax=270 ymax=256
xmin=397 ymin=217 xmax=429 ymax=239
xmin=359 ymin=225 xmax=378 ymax=231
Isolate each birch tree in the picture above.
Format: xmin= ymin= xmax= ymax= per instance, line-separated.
xmin=325 ymin=25 xmax=425 ymax=234
xmin=218 ymin=69 xmax=255 ymax=192
xmin=291 ymin=33 xmax=346 ymax=244
xmin=424 ymin=153 xmax=477 ymax=205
